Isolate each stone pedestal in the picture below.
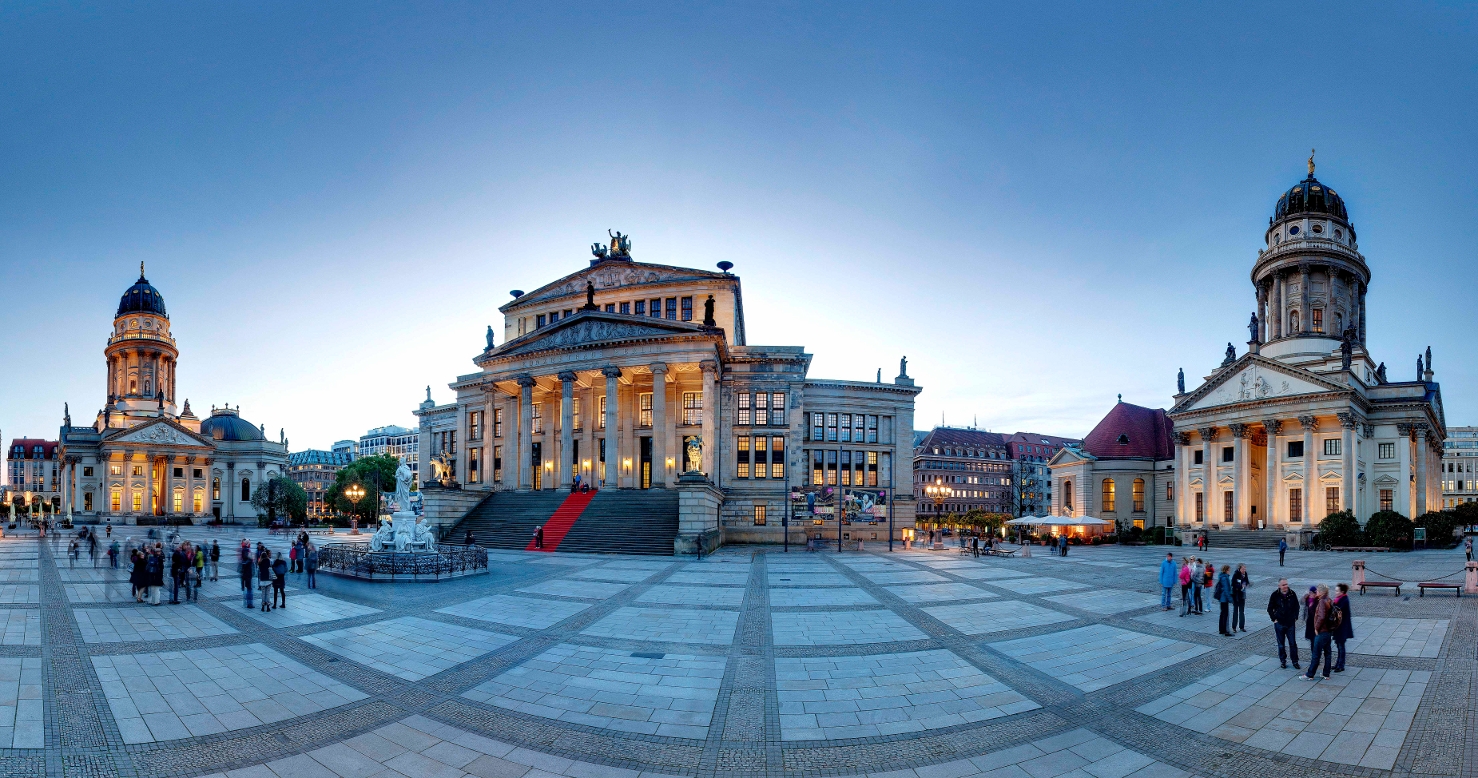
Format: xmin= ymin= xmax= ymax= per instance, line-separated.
xmin=675 ymin=471 xmax=721 ymax=555
xmin=1286 ymin=528 xmax=1309 ymax=550
xmin=1351 ymin=560 xmax=1366 ymax=587
xmin=1466 ymin=561 xmax=1477 ymax=595
xmin=420 ymin=486 xmax=487 ymax=534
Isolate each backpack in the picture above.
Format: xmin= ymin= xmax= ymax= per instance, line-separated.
xmin=1323 ymin=601 xmax=1343 ymax=632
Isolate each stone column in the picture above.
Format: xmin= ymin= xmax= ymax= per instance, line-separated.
xmin=1230 ymin=424 xmax=1248 ymax=525
xmin=558 ymin=371 xmax=577 ymax=489
xmin=650 ymin=363 xmax=668 ymax=488
xmin=1272 ymin=273 xmax=1283 ymax=339
xmin=700 ymin=360 xmax=718 ymax=477
xmin=455 ymin=404 xmax=469 ymax=484
xmin=1338 ymin=413 xmax=1357 ymax=513
xmin=1174 ymin=432 xmax=1191 ymax=525
xmin=1415 ymin=424 xmax=1429 ymax=516
xmin=482 ymin=389 xmax=495 ymax=488
xmin=1262 ymin=419 xmax=1281 ymax=526
xmin=1298 ymin=415 xmax=1317 ymax=524
xmin=603 ymin=366 xmax=621 ymax=488
xmin=1298 ymin=263 xmax=1311 ymax=334
xmin=1395 ymin=423 xmax=1413 ymax=517
xmin=1197 ymin=427 xmax=1216 ymax=525
xmin=1256 ymin=286 xmax=1267 ymax=343
xmin=1358 ymin=283 xmax=1367 ymax=344
xmin=225 ymin=462 xmax=236 ymax=521
xmin=517 ymin=375 xmax=535 ymax=491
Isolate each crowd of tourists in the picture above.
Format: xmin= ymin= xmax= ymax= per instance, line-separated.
xmin=236 ymin=532 xmax=319 ymax=612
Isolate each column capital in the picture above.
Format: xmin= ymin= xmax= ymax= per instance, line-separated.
xmin=1229 ymin=423 xmax=1250 ymax=438
xmin=699 ymin=359 xmax=719 ymax=375
xmin=1197 ymin=426 xmax=1217 ymax=442
xmin=1361 ymin=423 xmax=1374 ymax=439
xmin=1396 ymin=423 xmax=1414 ymax=437
xmin=1413 ymin=422 xmax=1430 ymax=440
xmin=1260 ymin=418 xmax=1282 ymax=435
xmin=556 ymin=371 xmax=578 ymax=384
xmin=1173 ymin=431 xmax=1191 ymax=446
xmin=1336 ymin=412 xmax=1359 ymax=429
xmin=1297 ymin=415 xmax=1318 ymax=432
xmin=649 ymin=362 xmax=668 ymax=376
xmin=601 ymin=366 xmax=623 ymax=379
xmin=516 ymin=374 xmax=537 ymax=388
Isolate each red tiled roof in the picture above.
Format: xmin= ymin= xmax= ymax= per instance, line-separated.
xmin=1081 ymin=403 xmax=1174 ymax=460
xmin=7 ymin=439 xmax=58 ymax=459
xmin=915 ymin=428 xmax=1007 ymax=451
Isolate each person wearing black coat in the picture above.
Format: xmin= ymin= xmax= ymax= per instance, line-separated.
xmin=1332 ymin=583 xmax=1354 ymax=672
xmin=256 ymin=550 xmax=274 ymax=612
xmin=271 ymin=553 xmax=288 ymax=608
xmin=1231 ymin=564 xmax=1250 ymax=633
xmin=129 ymin=550 xmax=147 ymax=602
xmin=1266 ymin=579 xmax=1301 ymax=669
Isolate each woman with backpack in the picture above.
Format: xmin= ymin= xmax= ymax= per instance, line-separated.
xmin=1303 ymin=584 xmax=1340 ymax=680
xmin=256 ymin=548 xmax=275 ymax=612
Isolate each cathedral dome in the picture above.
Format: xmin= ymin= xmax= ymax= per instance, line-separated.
xmin=1273 ymin=175 xmax=1348 ymax=223
xmin=116 ymin=265 xmax=168 ymax=318
xmin=200 ymin=408 xmax=264 ymax=441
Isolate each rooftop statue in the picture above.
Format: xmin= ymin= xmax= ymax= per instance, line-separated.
xmin=584 ymin=280 xmax=597 ymax=310
xmin=1222 ymin=343 xmax=1236 ymax=366
xmin=1177 ymin=368 xmax=1184 ymax=395
xmin=591 ymin=242 xmax=608 ymax=259
xmin=486 ymin=325 xmax=494 ymax=350
xmin=1248 ymin=311 xmax=1259 ymax=343
xmin=702 ymin=294 xmax=715 ymax=326
xmin=608 ymin=230 xmax=631 ymax=257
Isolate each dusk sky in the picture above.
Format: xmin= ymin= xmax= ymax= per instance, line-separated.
xmin=3 ymin=2 xmax=1475 ymax=453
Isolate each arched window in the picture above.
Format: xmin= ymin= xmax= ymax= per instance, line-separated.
xmin=1133 ymin=478 xmax=1145 ymax=512
xmin=241 ymin=478 xmax=251 ymax=501
xmin=1062 ymin=479 xmax=1074 ymax=515
xmin=212 ymin=477 xmax=220 ymax=501
xmin=1101 ymin=478 xmax=1116 ymax=513
xmin=1117 ymin=434 xmax=1130 ymax=445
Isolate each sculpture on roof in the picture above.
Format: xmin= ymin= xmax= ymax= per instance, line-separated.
xmin=1340 ymin=326 xmax=1354 ymax=371
xmin=898 ymin=356 xmax=909 ymax=379
xmin=702 ymin=294 xmax=715 ymax=326
xmin=1426 ymin=345 xmax=1432 ymax=373
xmin=1248 ymin=312 xmax=1259 ymax=343
xmin=1417 ymin=353 xmax=1424 ymax=381
xmin=1308 ymin=148 xmax=1316 ymax=176
xmin=608 ymin=230 xmax=631 ymax=257
xmin=584 ymin=280 xmax=597 ymax=310
xmin=1376 ymin=362 xmax=1387 ymax=383
xmin=1222 ymin=343 xmax=1236 ymax=366
xmin=1177 ymin=368 xmax=1184 ymax=395
xmin=486 ymin=325 xmax=494 ymax=350
xmin=591 ymin=242 xmax=608 ymax=259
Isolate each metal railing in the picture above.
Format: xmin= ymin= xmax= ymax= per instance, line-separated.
xmin=317 ymin=542 xmax=488 ymax=580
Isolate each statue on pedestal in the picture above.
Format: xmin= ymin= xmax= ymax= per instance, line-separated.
xmin=393 ymin=462 xmax=413 ymax=513
xmin=1177 ymin=368 xmax=1185 ymax=394
xmin=369 ymin=517 xmax=395 ymax=552
xmin=685 ymin=435 xmax=703 ymax=473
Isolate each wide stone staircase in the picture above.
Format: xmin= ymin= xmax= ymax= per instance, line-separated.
xmin=1204 ymin=528 xmax=1286 ymax=549
xmin=449 ymin=489 xmax=680 ymax=556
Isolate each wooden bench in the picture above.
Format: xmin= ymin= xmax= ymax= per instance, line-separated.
xmin=1358 ymin=581 xmax=1402 ymax=595
xmin=1333 ymin=546 xmax=1392 ymax=552
xmin=1418 ymin=582 xmax=1461 ymax=597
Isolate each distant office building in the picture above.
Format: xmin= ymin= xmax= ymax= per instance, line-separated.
xmin=358 ymin=425 xmax=420 ymax=478
xmin=1442 ymin=426 xmax=1478 ymax=509
xmin=1004 ymin=432 xmax=1082 ymax=515
xmin=288 ymin=450 xmax=354 ymax=518
xmin=912 ymin=427 xmax=1013 ymax=520
xmin=6 ymin=438 xmax=60 ymax=511
xmin=331 ymin=439 xmax=358 ymax=458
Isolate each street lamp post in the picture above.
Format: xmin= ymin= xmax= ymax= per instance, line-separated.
xmin=924 ymin=480 xmax=952 ymax=550
xmin=345 ymin=483 xmax=364 ymax=534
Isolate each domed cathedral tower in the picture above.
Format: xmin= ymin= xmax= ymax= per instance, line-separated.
xmin=1169 ymin=156 xmax=1444 ymax=539
xmin=104 ymin=262 xmax=179 ymax=427
xmin=1253 ymin=152 xmax=1371 ymax=370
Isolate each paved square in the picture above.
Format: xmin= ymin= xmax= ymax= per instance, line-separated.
xmin=464 ymin=643 xmax=725 ymax=738
xmin=666 ymin=570 xmax=751 ymax=585
xmin=776 ymin=649 xmax=1038 ymax=740
xmin=570 ymin=567 xmax=660 ymax=583
xmin=923 ymin=601 xmax=1075 ymax=636
xmin=768 ymin=572 xmax=852 ymax=587
xmin=858 ymin=569 xmax=949 ymax=584
xmin=771 ymin=610 xmax=927 ymax=645
xmin=74 ymin=605 xmax=237 ymax=643
xmin=301 ymin=616 xmax=517 ymax=680
xmin=437 ymin=594 xmax=591 ymax=629
xmin=946 ymin=566 xmax=1034 ymax=580
xmin=1344 ymin=617 xmax=1448 ymax=657
xmin=0 ymin=570 xmax=36 ymax=583
xmin=233 ymin=593 xmax=381 ymax=627
xmin=1043 ymin=588 xmax=1160 ymax=615
xmin=637 ymin=584 xmax=747 ymax=607
xmin=768 ymin=587 xmax=879 ymax=607
xmin=984 ymin=576 xmax=1090 ymax=595
xmin=990 ymin=624 xmax=1212 ymax=692
xmin=0 ymin=658 xmax=42 ymax=748
xmin=1137 ymin=656 xmax=1428 ymax=769
xmin=516 ymin=578 xmax=630 ymax=599
xmin=92 ymin=643 xmax=367 ymax=744
xmin=581 ymin=607 xmax=739 ymax=644
xmin=0 ymin=610 xmax=39 ymax=646
xmin=0 ymin=586 xmax=39 ymax=604
xmin=1132 ymin=606 xmax=1271 ymax=639
xmin=886 ymin=582 xmax=998 ymax=604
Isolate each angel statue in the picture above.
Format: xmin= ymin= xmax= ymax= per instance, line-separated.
xmin=369 ymin=516 xmax=396 ymax=552
xmin=394 ymin=461 xmax=413 ymax=512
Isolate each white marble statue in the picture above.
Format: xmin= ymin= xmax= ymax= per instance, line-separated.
xmin=393 ymin=512 xmax=414 ymax=551
xmin=369 ymin=516 xmax=395 ymax=552
xmin=393 ymin=462 xmax=413 ymax=512
xmin=412 ymin=516 xmax=437 ymax=552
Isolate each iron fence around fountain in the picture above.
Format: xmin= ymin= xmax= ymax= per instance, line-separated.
xmin=317 ymin=542 xmax=489 ymax=581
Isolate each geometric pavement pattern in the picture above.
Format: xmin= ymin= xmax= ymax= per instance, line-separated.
xmin=0 ymin=529 xmax=1470 ymax=778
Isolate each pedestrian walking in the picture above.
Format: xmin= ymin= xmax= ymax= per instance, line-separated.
xmin=1303 ymin=584 xmax=1339 ymax=680
xmin=1158 ymin=553 xmax=1177 ymax=610
xmin=1278 ymin=537 xmax=1288 ymax=566
xmin=1302 ymin=585 xmax=1319 ymax=659
xmin=305 ymin=543 xmax=318 ymax=589
xmin=1231 ymin=563 xmax=1250 ymax=632
xmin=1190 ymin=559 xmax=1205 ymax=614
xmin=1332 ymin=583 xmax=1353 ymax=672
xmin=272 ymin=553 xmax=288 ymax=608
xmin=1214 ymin=565 xmax=1234 ymax=636
xmin=257 ymin=549 xmax=274 ymax=612
xmin=1266 ymin=578 xmax=1301 ymax=669
xmin=534 ymin=525 xmax=545 ymax=550
xmin=1179 ymin=558 xmax=1194 ymax=616
xmin=107 ymin=540 xmax=119 ymax=569
xmin=1200 ymin=562 xmax=1214 ymax=614
xmin=209 ymin=540 xmax=220 ymax=581
xmin=1058 ymin=534 xmax=1069 ymax=557
xmin=1466 ymin=536 xmax=1473 ymax=562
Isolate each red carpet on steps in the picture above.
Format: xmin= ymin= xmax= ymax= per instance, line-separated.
xmin=527 ymin=491 xmax=597 ymax=552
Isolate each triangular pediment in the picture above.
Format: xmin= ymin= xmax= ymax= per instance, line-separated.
xmin=1319 ymin=469 xmax=1342 ymax=481
xmin=1373 ymin=474 xmax=1399 ymax=486
xmin=505 ymin=260 xmax=730 ymax=310
xmin=106 ymin=418 xmax=212 ymax=448
xmin=1218 ymin=474 xmax=1235 ymax=485
xmin=1048 ymin=446 xmax=1094 ymax=466
xmin=488 ymin=310 xmax=721 ymax=359
xmin=1189 ymin=476 xmax=1203 ymax=485
xmin=1283 ymin=470 xmax=1304 ymax=482
xmin=1175 ymin=355 xmax=1346 ymax=413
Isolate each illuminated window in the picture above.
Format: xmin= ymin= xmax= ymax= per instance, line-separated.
xmin=131 ymin=465 xmax=143 ymax=477
xmin=111 ymin=490 xmax=121 ymax=511
xmin=1379 ymin=489 xmax=1393 ymax=511
xmin=1312 ymin=308 xmax=1323 ymax=333
xmin=1101 ymin=478 xmax=1116 ymax=512
xmin=754 ymin=436 xmax=768 ymax=479
xmin=683 ymin=392 xmax=702 ymax=426
xmin=494 ymin=446 xmax=503 ymax=483
xmin=867 ymin=450 xmax=877 ymax=486
xmin=173 ymin=490 xmax=183 ymax=512
xmin=469 ymin=411 xmax=482 ymax=440
xmin=1223 ymin=491 xmax=1233 ymax=522
xmin=193 ymin=490 xmax=203 ymax=513
xmin=753 ymin=505 xmax=767 ymax=525
xmin=1133 ymin=478 xmax=1145 ymax=512
xmin=812 ymin=450 xmax=822 ymax=485
xmin=736 ymin=436 xmax=750 ymax=478
xmin=639 ymin=394 xmax=652 ymax=427
xmin=494 ymin=408 xmax=503 ymax=437
xmin=532 ymin=403 xmax=544 ymax=434
xmin=572 ymin=398 xmax=581 ymax=431
xmin=1325 ymin=486 xmax=1339 ymax=516
xmin=1289 ymin=488 xmax=1303 ymax=522
xmin=132 ymin=491 xmax=142 ymax=512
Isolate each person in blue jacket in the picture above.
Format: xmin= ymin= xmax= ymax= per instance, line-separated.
xmin=1214 ymin=564 xmax=1235 ymax=636
xmin=1158 ymin=552 xmax=1178 ymax=610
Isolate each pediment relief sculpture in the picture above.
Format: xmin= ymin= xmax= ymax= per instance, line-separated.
xmin=114 ymin=422 xmax=206 ymax=447
xmin=1186 ymin=360 xmax=1331 ymax=411
xmin=498 ymin=317 xmax=708 ymax=357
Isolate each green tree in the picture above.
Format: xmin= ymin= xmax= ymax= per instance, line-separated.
xmin=1364 ymin=510 xmax=1414 ymax=550
xmin=325 ymin=455 xmax=403 ymax=523
xmin=1414 ymin=511 xmax=1461 ymax=548
xmin=250 ymin=476 xmax=308 ymax=525
xmin=1317 ymin=510 xmax=1364 ymax=547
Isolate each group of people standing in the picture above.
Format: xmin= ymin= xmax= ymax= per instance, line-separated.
xmin=238 ymin=533 xmax=319 ymax=612
xmin=127 ymin=538 xmax=220 ymax=605
xmin=1156 ymin=553 xmax=1250 ymax=635
xmin=1267 ymin=579 xmax=1354 ymax=679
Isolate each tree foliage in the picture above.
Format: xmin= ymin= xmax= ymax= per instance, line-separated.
xmin=249 ymin=476 xmax=308 ymax=524
xmin=1363 ymin=510 xmax=1413 ymax=549
xmin=1317 ymin=510 xmax=1364 ymax=547
xmin=325 ymin=455 xmax=404 ymax=522
xmin=1414 ymin=511 xmax=1462 ymax=548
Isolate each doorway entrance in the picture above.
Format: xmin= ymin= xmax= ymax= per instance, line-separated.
xmin=639 ymin=437 xmax=653 ymax=489
xmin=532 ymin=442 xmax=543 ymax=490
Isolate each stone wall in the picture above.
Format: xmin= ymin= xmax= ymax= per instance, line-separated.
xmin=420 ymin=487 xmax=487 ymax=536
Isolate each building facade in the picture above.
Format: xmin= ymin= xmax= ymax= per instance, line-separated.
xmin=912 ymin=428 xmax=1013 ymax=521
xmin=56 ymin=267 xmax=289 ymax=524
xmin=359 ymin=425 xmax=419 ymax=477
xmin=6 ymin=439 xmax=61 ymax=511
xmin=1004 ymin=432 xmax=1080 ymax=515
xmin=1442 ymin=426 xmax=1478 ymax=509
xmin=331 ymin=440 xmax=358 ymax=458
xmin=288 ymin=450 xmax=354 ymax=518
xmin=1168 ymin=160 xmax=1444 ymax=531
xmin=418 ymin=236 xmax=920 ymax=549
xmin=1049 ymin=402 xmax=1176 ymax=529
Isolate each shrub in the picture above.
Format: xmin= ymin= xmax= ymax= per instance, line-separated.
xmin=1363 ymin=510 xmax=1413 ymax=550
xmin=1318 ymin=511 xmax=1364 ymax=547
xmin=1415 ymin=511 xmax=1461 ymax=548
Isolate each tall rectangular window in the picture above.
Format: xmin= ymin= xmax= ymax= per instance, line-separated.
xmin=531 ymin=404 xmax=543 ymax=434
xmin=1193 ymin=450 xmax=1203 ymax=465
xmin=1222 ymin=446 xmax=1234 ymax=463
xmin=772 ymin=437 xmax=786 ymax=479
xmin=840 ymin=450 xmax=851 ymax=486
xmin=1379 ymin=488 xmax=1393 ymax=511
xmin=1289 ymin=488 xmax=1303 ymax=522
xmin=619 ymin=301 xmax=630 ymax=314
xmin=639 ymin=393 xmax=653 ymax=427
xmin=650 ymin=298 xmax=662 ymax=316
xmin=867 ymin=415 xmax=878 ymax=443
xmin=572 ymin=398 xmax=581 ymax=431
xmin=111 ymin=490 xmax=121 ymax=511
xmin=1312 ymin=308 xmax=1323 ymax=333
xmin=811 ymin=450 xmax=823 ymax=485
xmin=469 ymin=449 xmax=481 ymax=483
xmin=598 ymin=396 xmax=607 ymax=430
xmin=494 ymin=446 xmax=503 ymax=483
xmin=680 ymin=296 xmax=693 ymax=321
xmin=772 ymin=393 xmax=786 ymax=421
xmin=754 ymin=392 xmax=768 ymax=426
xmin=84 ymin=492 xmax=93 ymax=511
xmin=682 ymin=392 xmax=701 ymax=426
xmin=1323 ymin=438 xmax=1341 ymax=456
xmin=737 ymin=393 xmax=751 ymax=426
xmin=469 ymin=411 xmax=482 ymax=441
xmin=867 ymin=451 xmax=878 ymax=486
xmin=753 ymin=505 xmax=767 ymax=525
xmin=1194 ymin=492 xmax=1204 ymax=521
xmin=1378 ymin=442 xmax=1395 ymax=459
xmin=1133 ymin=479 xmax=1145 ymax=512
xmin=853 ymin=415 xmax=864 ymax=442
xmin=212 ymin=478 xmax=220 ymax=500
xmin=1223 ymin=491 xmax=1233 ymax=522
xmin=1325 ymin=486 xmax=1339 ymax=515
xmin=754 ymin=436 xmax=768 ymax=479
xmin=494 ymin=408 xmax=503 ymax=437
xmin=133 ymin=492 xmax=143 ymax=512
xmin=634 ymin=300 xmax=645 ymax=316
xmin=812 ymin=413 xmax=823 ymax=441
xmin=840 ymin=413 xmax=852 ymax=442
xmin=826 ymin=450 xmax=838 ymax=485
xmin=736 ymin=436 xmax=750 ymax=478
xmin=604 ymin=303 xmax=615 ymax=312
xmin=665 ymin=297 xmax=677 ymax=320
xmin=536 ymin=314 xmax=546 ymax=328
xmin=826 ymin=413 xmax=838 ymax=442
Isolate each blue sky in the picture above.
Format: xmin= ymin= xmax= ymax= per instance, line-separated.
xmin=2 ymin=2 xmax=1475 ymax=452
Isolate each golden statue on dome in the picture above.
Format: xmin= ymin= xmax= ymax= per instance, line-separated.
xmin=1308 ymin=148 xmax=1315 ymax=176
